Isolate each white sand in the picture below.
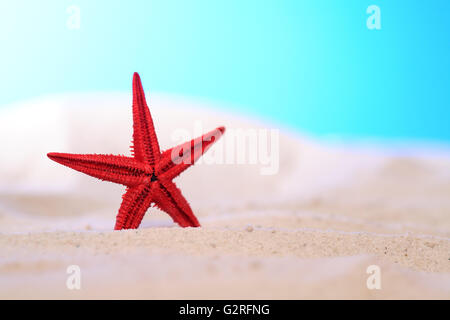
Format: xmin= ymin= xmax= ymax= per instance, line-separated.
xmin=0 ymin=93 xmax=449 ymax=299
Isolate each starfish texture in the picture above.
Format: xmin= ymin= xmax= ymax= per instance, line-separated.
xmin=48 ymin=73 xmax=225 ymax=230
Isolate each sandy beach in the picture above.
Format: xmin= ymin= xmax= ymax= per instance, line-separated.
xmin=0 ymin=93 xmax=449 ymax=299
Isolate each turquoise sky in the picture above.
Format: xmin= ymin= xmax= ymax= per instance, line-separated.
xmin=0 ymin=1 xmax=448 ymax=141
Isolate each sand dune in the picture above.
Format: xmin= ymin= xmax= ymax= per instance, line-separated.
xmin=0 ymin=93 xmax=449 ymax=299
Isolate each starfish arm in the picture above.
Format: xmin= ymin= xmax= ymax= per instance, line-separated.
xmin=131 ymin=72 xmax=161 ymax=165
xmin=47 ymin=153 xmax=150 ymax=187
xmin=115 ymin=184 xmax=154 ymax=230
xmin=153 ymin=178 xmax=200 ymax=227
xmin=156 ymin=126 xmax=225 ymax=180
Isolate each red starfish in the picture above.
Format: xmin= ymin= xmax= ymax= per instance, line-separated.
xmin=48 ymin=73 xmax=225 ymax=230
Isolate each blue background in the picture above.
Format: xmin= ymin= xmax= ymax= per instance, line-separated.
xmin=0 ymin=1 xmax=448 ymax=142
